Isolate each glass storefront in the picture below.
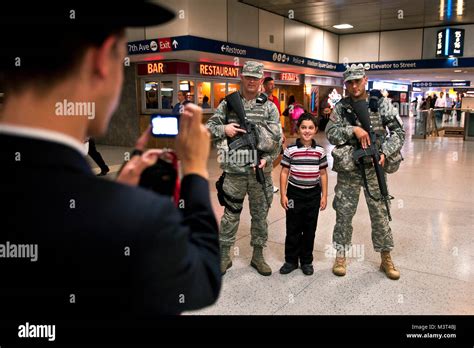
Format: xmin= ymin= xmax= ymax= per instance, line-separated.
xmin=213 ymin=82 xmax=226 ymax=108
xmin=160 ymin=81 xmax=173 ymax=110
xmin=144 ymin=81 xmax=159 ymax=109
xmin=140 ymin=76 xmax=239 ymax=114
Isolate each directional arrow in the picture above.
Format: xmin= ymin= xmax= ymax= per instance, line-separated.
xmin=221 ymin=45 xmax=226 ymax=52
xmin=172 ymin=40 xmax=178 ymax=49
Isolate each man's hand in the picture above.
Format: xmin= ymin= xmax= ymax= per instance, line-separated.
xmin=176 ymin=104 xmax=210 ymax=179
xmin=353 ymin=126 xmax=371 ymax=149
xmin=134 ymin=125 xmax=151 ymax=151
xmin=281 ymin=195 xmax=289 ymax=210
xmin=252 ymin=158 xmax=267 ymax=173
xmin=224 ymin=123 xmax=246 ymax=138
xmin=378 ymin=153 xmax=385 ymax=167
xmin=117 ymin=149 xmax=163 ymax=186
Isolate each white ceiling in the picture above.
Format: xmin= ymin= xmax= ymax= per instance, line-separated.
xmin=241 ymin=0 xmax=474 ymax=34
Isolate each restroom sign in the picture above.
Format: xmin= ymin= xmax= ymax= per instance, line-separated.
xmin=436 ymin=28 xmax=465 ymax=57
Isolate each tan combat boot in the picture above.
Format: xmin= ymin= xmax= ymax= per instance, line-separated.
xmin=250 ymin=246 xmax=272 ymax=276
xmin=220 ymin=245 xmax=232 ymax=275
xmin=332 ymin=256 xmax=347 ymax=276
xmin=380 ymin=251 xmax=400 ymax=280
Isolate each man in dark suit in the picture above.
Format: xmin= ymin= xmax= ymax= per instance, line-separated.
xmin=0 ymin=1 xmax=220 ymax=326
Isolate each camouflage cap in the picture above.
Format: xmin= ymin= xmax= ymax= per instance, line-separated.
xmin=241 ymin=61 xmax=264 ymax=79
xmin=343 ymin=66 xmax=366 ymax=83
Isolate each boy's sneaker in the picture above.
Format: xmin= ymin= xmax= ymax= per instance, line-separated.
xmin=279 ymin=262 xmax=298 ymax=274
xmin=301 ymin=264 xmax=314 ymax=275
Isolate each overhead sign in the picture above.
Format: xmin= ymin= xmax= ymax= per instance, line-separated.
xmin=436 ymin=28 xmax=465 ymax=57
xmin=346 ymin=57 xmax=474 ymax=71
xmin=199 ymin=63 xmax=239 ymax=78
xmin=128 ymin=36 xmax=474 ymax=73
xmin=128 ymin=35 xmax=339 ymax=72
xmin=372 ymin=81 xmax=409 ymax=92
xmin=412 ymin=81 xmax=471 ymax=88
xmin=137 ymin=62 xmax=190 ymax=75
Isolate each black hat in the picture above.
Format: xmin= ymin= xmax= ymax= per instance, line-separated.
xmin=0 ymin=2 xmax=175 ymax=29
xmin=1 ymin=2 xmax=175 ymax=70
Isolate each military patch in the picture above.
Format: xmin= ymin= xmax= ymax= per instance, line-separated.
xmin=329 ymin=111 xmax=338 ymax=123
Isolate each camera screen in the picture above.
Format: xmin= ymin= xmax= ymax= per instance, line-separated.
xmin=151 ymin=115 xmax=179 ymax=137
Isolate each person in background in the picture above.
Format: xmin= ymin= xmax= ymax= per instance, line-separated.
xmin=88 ymin=137 xmax=110 ymax=176
xmin=423 ymin=96 xmax=432 ymax=111
xmin=263 ymin=76 xmax=285 ymax=194
xmin=455 ymin=93 xmax=462 ymax=124
xmin=434 ymin=91 xmax=446 ymax=127
xmin=416 ymin=97 xmax=424 ymax=118
xmin=186 ymin=93 xmax=193 ymax=103
xmin=430 ymin=93 xmax=437 ymax=109
xmin=318 ymin=95 xmax=332 ymax=132
xmin=162 ymin=95 xmax=171 ymax=109
xmin=283 ymin=95 xmax=305 ymax=136
xmin=201 ymin=95 xmax=211 ymax=109
xmin=172 ymin=90 xmax=186 ymax=114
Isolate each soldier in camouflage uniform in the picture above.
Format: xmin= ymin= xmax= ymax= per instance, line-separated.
xmin=206 ymin=61 xmax=282 ymax=276
xmin=325 ymin=66 xmax=405 ymax=280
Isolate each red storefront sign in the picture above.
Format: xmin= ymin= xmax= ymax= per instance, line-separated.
xmin=137 ymin=62 xmax=190 ymax=75
xmin=199 ymin=63 xmax=240 ymax=78
xmin=279 ymin=73 xmax=300 ymax=83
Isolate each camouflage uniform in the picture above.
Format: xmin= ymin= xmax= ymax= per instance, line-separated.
xmin=325 ymin=67 xmax=405 ymax=252
xmin=206 ymin=61 xmax=282 ymax=249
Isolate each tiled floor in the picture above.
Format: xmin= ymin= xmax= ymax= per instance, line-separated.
xmin=90 ymin=117 xmax=474 ymax=315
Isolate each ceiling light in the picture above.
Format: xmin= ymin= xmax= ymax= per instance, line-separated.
xmin=333 ymin=24 xmax=353 ymax=29
xmin=412 ymin=80 xmax=421 ymax=82
xmin=440 ymin=0 xmax=445 ymax=19
xmin=454 ymin=70 xmax=462 ymax=72
xmin=451 ymin=79 xmax=464 ymax=81
xmin=457 ymin=0 xmax=463 ymax=15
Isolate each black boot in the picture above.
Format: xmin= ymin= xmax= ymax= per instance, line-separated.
xmin=279 ymin=262 xmax=298 ymax=274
